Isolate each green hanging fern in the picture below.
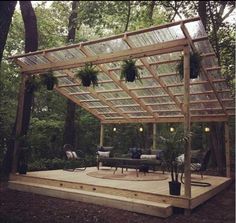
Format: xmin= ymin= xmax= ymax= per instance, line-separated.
xmin=41 ymin=71 xmax=58 ymax=90
xmin=120 ymin=59 xmax=142 ymax=83
xmin=176 ymin=52 xmax=202 ymax=80
xmin=76 ymin=63 xmax=99 ymax=87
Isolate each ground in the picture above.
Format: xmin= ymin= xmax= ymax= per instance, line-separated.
xmin=0 ymin=178 xmax=234 ymax=223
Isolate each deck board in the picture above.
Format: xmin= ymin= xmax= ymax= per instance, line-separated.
xmin=9 ymin=167 xmax=231 ymax=211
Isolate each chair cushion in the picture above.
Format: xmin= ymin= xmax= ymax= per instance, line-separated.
xmin=66 ymin=151 xmax=73 ymax=159
xmin=98 ymin=151 xmax=110 ymax=157
xmin=72 ymin=151 xmax=78 ymax=159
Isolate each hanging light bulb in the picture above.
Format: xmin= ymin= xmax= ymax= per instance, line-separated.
xmin=139 ymin=127 xmax=143 ymax=132
xmin=204 ymin=127 xmax=210 ymax=132
xmin=170 ymin=127 xmax=175 ymax=132
xmin=113 ymin=127 xmax=117 ymax=132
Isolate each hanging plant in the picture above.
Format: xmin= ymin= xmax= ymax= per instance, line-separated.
xmin=76 ymin=63 xmax=99 ymax=87
xmin=120 ymin=59 xmax=141 ymax=82
xmin=25 ymin=76 xmax=40 ymax=93
xmin=41 ymin=71 xmax=58 ymax=90
xmin=176 ymin=52 xmax=202 ymax=79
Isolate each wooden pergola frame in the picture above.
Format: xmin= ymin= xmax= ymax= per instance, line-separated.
xmin=10 ymin=17 xmax=234 ymax=209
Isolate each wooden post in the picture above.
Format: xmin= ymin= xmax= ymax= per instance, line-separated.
xmin=12 ymin=74 xmax=27 ymax=173
xmin=153 ymin=123 xmax=157 ymax=150
xmin=183 ymin=46 xmax=191 ymax=199
xmin=100 ymin=123 xmax=104 ymax=146
xmin=224 ymin=121 xmax=231 ymax=178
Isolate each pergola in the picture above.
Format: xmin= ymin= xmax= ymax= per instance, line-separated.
xmin=10 ymin=17 xmax=234 ymax=201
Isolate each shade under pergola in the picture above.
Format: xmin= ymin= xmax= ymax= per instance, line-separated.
xmin=9 ymin=16 xmax=234 ymax=124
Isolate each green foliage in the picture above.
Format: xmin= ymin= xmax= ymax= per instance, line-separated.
xmin=41 ymin=71 xmax=58 ymax=90
xmin=159 ymin=127 xmax=193 ymax=182
xmin=76 ymin=63 xmax=99 ymax=87
xmin=176 ymin=52 xmax=202 ymax=80
xmin=120 ymin=59 xmax=141 ymax=82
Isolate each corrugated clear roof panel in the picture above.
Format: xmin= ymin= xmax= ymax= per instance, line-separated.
xmin=129 ymin=113 xmax=153 ymax=118
xmin=213 ymin=82 xmax=228 ymax=91
xmin=49 ymin=49 xmax=77 ymax=61
xmin=150 ymin=104 xmax=179 ymax=111
xmin=62 ymin=86 xmax=84 ymax=94
xmin=96 ymin=108 xmax=114 ymax=113
xmin=158 ymin=111 xmax=182 ymax=116
xmin=101 ymin=92 xmax=130 ymax=99
xmin=57 ymin=77 xmax=74 ymax=85
xmin=154 ymin=62 xmax=176 ymax=75
xmin=160 ymin=75 xmax=181 ymax=85
xmin=201 ymin=56 xmax=218 ymax=69
xmin=84 ymin=38 xmax=129 ymax=55
xmin=169 ymin=86 xmax=183 ymax=94
xmin=129 ymin=25 xmax=183 ymax=48
xmin=194 ymin=40 xmax=214 ymax=54
xmin=95 ymin=82 xmax=121 ymax=91
xmin=18 ymin=57 xmax=33 ymax=65
xmin=74 ymin=94 xmax=96 ymax=101
xmin=133 ymin=88 xmax=166 ymax=97
xmin=85 ymin=101 xmax=108 ymax=107
xmin=185 ymin=20 xmax=206 ymax=39
xmin=119 ymin=106 xmax=143 ymax=112
xmin=111 ymin=99 xmax=137 ymax=106
xmin=207 ymin=70 xmax=222 ymax=79
xmin=142 ymin=97 xmax=173 ymax=104
xmin=147 ymin=52 xmax=182 ymax=64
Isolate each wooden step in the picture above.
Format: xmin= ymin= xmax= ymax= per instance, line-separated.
xmin=8 ymin=180 xmax=173 ymax=218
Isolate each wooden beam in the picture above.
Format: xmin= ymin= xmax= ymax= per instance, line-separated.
xmin=20 ymin=39 xmax=188 ymax=74
xmin=183 ymin=46 xmax=191 ymax=199
xmin=224 ymin=122 xmax=231 ymax=178
xmin=123 ymin=36 xmax=185 ymax=115
xmin=55 ymin=87 xmax=104 ymax=120
xmin=9 ymin=17 xmax=200 ymax=60
xmin=100 ymin=124 xmax=104 ymax=146
xmin=153 ymin=123 xmax=157 ymax=150
xmin=79 ymin=45 xmax=158 ymax=120
xmin=63 ymin=70 xmax=131 ymax=121
xmin=12 ymin=75 xmax=27 ymax=173
xmin=180 ymin=23 xmax=228 ymax=117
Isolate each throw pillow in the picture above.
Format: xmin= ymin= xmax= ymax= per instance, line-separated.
xmin=98 ymin=151 xmax=110 ymax=158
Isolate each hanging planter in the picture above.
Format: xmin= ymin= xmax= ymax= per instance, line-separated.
xmin=76 ymin=63 xmax=99 ymax=87
xmin=120 ymin=59 xmax=141 ymax=82
xmin=25 ymin=76 xmax=40 ymax=93
xmin=176 ymin=52 xmax=201 ymax=79
xmin=41 ymin=71 xmax=58 ymax=90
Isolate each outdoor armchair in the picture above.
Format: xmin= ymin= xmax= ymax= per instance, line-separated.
xmin=63 ymin=144 xmax=86 ymax=171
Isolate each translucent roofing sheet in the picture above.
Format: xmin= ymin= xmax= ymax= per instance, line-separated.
xmin=11 ymin=17 xmax=234 ymax=123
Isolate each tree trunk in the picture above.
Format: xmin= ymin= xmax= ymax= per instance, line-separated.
xmin=198 ymin=1 xmax=207 ymax=29
xmin=63 ymin=1 xmax=79 ymax=147
xmin=0 ymin=1 xmax=17 ymax=64
xmin=2 ymin=1 xmax=38 ymax=175
xmin=124 ymin=1 xmax=131 ymax=32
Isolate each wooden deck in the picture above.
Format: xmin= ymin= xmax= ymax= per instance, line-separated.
xmin=8 ymin=167 xmax=231 ymax=218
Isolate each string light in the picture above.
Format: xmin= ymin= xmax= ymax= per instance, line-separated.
xmin=113 ymin=127 xmax=117 ymax=132
xmin=139 ymin=127 xmax=143 ymax=132
xmin=170 ymin=127 xmax=175 ymax=132
xmin=204 ymin=127 xmax=210 ymax=132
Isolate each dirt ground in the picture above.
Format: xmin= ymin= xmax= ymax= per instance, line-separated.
xmin=0 ymin=178 xmax=235 ymax=223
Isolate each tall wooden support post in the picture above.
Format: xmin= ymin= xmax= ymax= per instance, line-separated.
xmin=224 ymin=122 xmax=231 ymax=178
xmin=100 ymin=124 xmax=104 ymax=147
xmin=12 ymin=74 xmax=27 ymax=173
xmin=153 ymin=123 xmax=157 ymax=150
xmin=183 ymin=46 xmax=191 ymax=200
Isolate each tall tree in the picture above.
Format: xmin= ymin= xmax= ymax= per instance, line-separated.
xmin=3 ymin=1 xmax=38 ymax=175
xmin=63 ymin=1 xmax=79 ymax=147
xmin=0 ymin=1 xmax=17 ymax=64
